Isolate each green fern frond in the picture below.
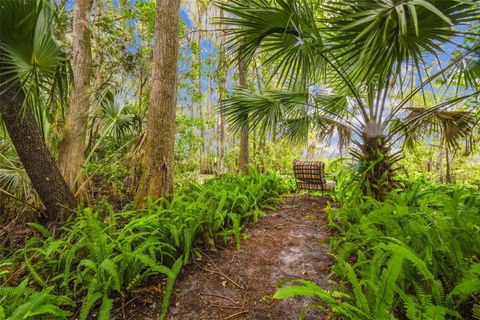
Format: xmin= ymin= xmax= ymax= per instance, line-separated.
xmin=473 ymin=303 xmax=480 ymax=320
xmin=26 ymin=223 xmax=51 ymax=238
xmin=160 ymin=257 xmax=183 ymax=320
xmin=338 ymin=260 xmax=370 ymax=313
xmin=79 ymin=290 xmax=102 ymax=320
xmin=98 ymin=295 xmax=113 ymax=320
xmin=374 ymin=253 xmax=404 ymax=318
xmin=99 ymin=259 xmax=121 ymax=293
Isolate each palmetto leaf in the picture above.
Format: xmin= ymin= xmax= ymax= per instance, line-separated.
xmin=395 ymin=107 xmax=477 ymax=152
xmin=216 ymin=0 xmax=326 ymax=88
xmin=0 ymin=0 xmax=62 ymax=81
xmin=98 ymin=90 xmax=141 ymax=142
xmin=0 ymin=142 xmax=33 ymax=203
xmin=221 ymin=87 xmax=355 ymax=146
xmin=327 ymin=0 xmax=480 ymax=84
xmin=0 ymin=0 xmax=68 ymax=139
xmin=449 ymin=46 xmax=480 ymax=88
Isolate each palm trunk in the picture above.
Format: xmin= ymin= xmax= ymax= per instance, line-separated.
xmin=135 ymin=0 xmax=181 ymax=205
xmin=358 ymin=134 xmax=395 ymax=201
xmin=238 ymin=55 xmax=249 ymax=174
xmin=57 ymin=0 xmax=93 ymax=189
xmin=0 ymin=81 xmax=76 ymax=223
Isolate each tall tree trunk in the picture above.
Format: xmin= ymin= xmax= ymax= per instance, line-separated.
xmin=196 ymin=6 xmax=206 ymax=159
xmin=217 ymin=8 xmax=227 ymax=173
xmin=445 ymin=147 xmax=452 ymax=183
xmin=135 ymin=0 xmax=181 ymax=204
xmin=0 ymin=78 xmax=76 ymax=223
xmin=57 ymin=0 xmax=93 ymax=189
xmin=238 ymin=55 xmax=249 ymax=174
xmin=259 ymin=132 xmax=266 ymax=173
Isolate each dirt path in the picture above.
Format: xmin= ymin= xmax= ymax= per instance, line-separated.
xmin=119 ymin=195 xmax=332 ymax=320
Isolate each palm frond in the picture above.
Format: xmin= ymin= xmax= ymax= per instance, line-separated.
xmin=0 ymin=0 xmax=69 ymax=139
xmin=216 ymin=0 xmax=326 ymax=88
xmin=326 ymin=0 xmax=480 ymax=84
xmin=392 ymin=106 xmax=477 ymax=153
xmin=221 ymin=87 xmax=355 ymax=146
xmin=98 ymin=90 xmax=142 ymax=142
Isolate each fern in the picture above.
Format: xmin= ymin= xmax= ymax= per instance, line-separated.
xmin=79 ymin=289 xmax=102 ymax=320
xmin=473 ymin=304 xmax=480 ymax=320
xmin=274 ymin=279 xmax=369 ymax=319
xmin=374 ymin=253 xmax=404 ymax=318
xmin=23 ymin=253 xmax=48 ymax=288
xmin=1 ymin=170 xmax=287 ymax=319
xmin=98 ymin=295 xmax=113 ymax=320
xmin=447 ymin=263 xmax=480 ymax=304
xmin=99 ymin=258 xmax=121 ymax=293
xmin=279 ymin=178 xmax=480 ymax=320
xmin=1 ymin=285 xmax=74 ymax=320
xmin=336 ymin=260 xmax=370 ymax=313
xmin=26 ymin=223 xmax=51 ymax=238
xmin=160 ymin=257 xmax=183 ymax=320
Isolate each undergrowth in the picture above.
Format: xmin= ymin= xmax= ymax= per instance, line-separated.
xmin=0 ymin=168 xmax=289 ymax=319
xmin=275 ymin=168 xmax=480 ymax=320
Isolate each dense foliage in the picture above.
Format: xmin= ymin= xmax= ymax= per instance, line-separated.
xmin=275 ymin=169 xmax=480 ymax=319
xmin=0 ymin=170 xmax=290 ymax=319
xmin=0 ymin=0 xmax=479 ymax=319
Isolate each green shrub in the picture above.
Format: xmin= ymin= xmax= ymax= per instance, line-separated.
xmin=0 ymin=169 xmax=288 ymax=319
xmin=275 ymin=179 xmax=480 ymax=319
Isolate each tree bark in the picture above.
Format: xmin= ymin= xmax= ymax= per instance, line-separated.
xmin=197 ymin=6 xmax=206 ymax=155
xmin=445 ymin=147 xmax=452 ymax=183
xmin=135 ymin=0 xmax=181 ymax=204
xmin=359 ymin=134 xmax=395 ymax=201
xmin=259 ymin=132 xmax=266 ymax=173
xmin=57 ymin=0 xmax=93 ymax=189
xmin=0 ymin=81 xmax=76 ymax=223
xmin=217 ymin=8 xmax=227 ymax=173
xmin=238 ymin=55 xmax=249 ymax=174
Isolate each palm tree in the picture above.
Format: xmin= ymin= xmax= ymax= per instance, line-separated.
xmin=218 ymin=0 xmax=480 ymax=199
xmin=0 ymin=0 xmax=76 ymax=222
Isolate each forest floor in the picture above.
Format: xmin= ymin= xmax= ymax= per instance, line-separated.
xmin=114 ymin=195 xmax=333 ymax=320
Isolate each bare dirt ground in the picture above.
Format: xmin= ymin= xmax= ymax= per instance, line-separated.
xmin=117 ymin=195 xmax=333 ymax=320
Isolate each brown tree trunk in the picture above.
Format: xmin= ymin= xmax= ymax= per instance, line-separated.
xmin=217 ymin=8 xmax=227 ymax=173
xmin=135 ymin=0 xmax=181 ymax=205
xmin=57 ymin=0 xmax=93 ymax=189
xmin=238 ymin=55 xmax=249 ymax=174
xmin=259 ymin=132 xmax=266 ymax=173
xmin=445 ymin=147 xmax=452 ymax=183
xmin=196 ymin=7 xmax=206 ymax=155
xmin=0 ymin=80 xmax=76 ymax=223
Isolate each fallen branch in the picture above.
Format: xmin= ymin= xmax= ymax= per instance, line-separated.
xmin=194 ymin=261 xmax=245 ymax=290
xmin=225 ymin=310 xmax=249 ymax=319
